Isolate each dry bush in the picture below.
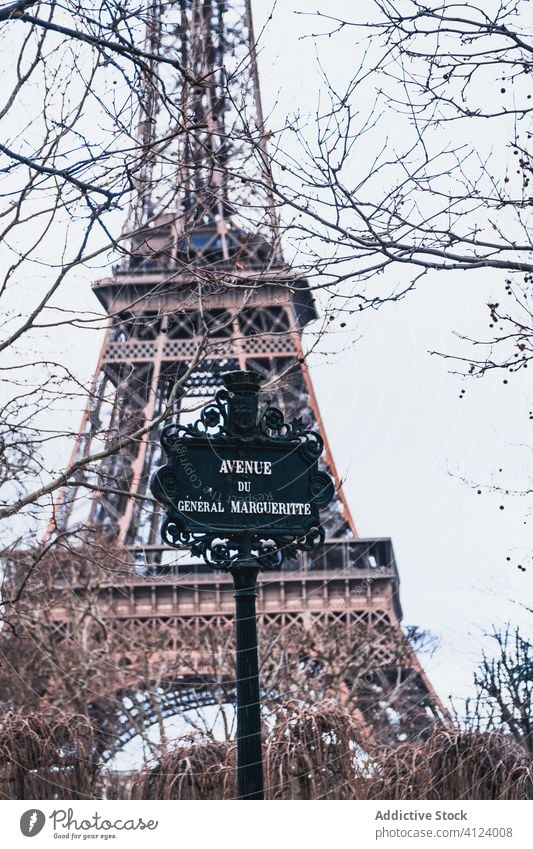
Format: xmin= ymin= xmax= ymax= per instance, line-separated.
xmin=125 ymin=709 xmax=533 ymax=801
xmin=367 ymin=728 xmax=533 ymax=801
xmin=2 ymin=703 xmax=532 ymax=800
xmin=127 ymin=701 xmax=364 ymax=800
xmin=130 ymin=737 xmax=235 ymax=800
xmin=263 ymin=700 xmax=365 ymax=800
xmin=0 ymin=709 xmax=98 ymax=799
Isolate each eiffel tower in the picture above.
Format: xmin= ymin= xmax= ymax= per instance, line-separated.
xmin=35 ymin=0 xmax=444 ymax=758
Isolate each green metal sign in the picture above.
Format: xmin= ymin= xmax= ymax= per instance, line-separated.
xmin=150 ymin=371 xmax=334 ymax=570
xmin=152 ymin=437 xmax=331 ymax=535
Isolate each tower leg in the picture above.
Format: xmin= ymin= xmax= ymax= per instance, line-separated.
xmin=231 ymin=565 xmax=264 ymax=800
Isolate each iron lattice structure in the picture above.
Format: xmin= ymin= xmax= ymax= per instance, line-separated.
xmin=39 ymin=0 xmax=445 ymax=756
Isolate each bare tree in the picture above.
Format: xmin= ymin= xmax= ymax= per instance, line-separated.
xmin=0 ymin=1 xmax=274 ymax=535
xmin=1 ymin=542 xmax=437 ymax=749
xmin=260 ymin=619 xmax=440 ymax=744
xmin=6 ymin=4 xmax=530 ymax=553
xmin=266 ymin=1 xmax=532 ymax=377
xmin=466 ymin=621 xmax=533 ymax=754
xmin=0 ymin=3 xmax=170 ymax=531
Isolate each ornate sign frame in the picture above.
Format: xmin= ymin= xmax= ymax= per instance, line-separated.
xmin=151 ymin=371 xmax=334 ymax=570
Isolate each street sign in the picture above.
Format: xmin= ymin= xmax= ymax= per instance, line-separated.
xmin=150 ymin=370 xmax=335 ymax=570
xmin=151 ymin=437 xmax=333 ymax=536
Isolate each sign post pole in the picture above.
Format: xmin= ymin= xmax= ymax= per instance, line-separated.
xmin=223 ymin=372 xmax=265 ymax=800
xmin=231 ymin=558 xmax=263 ymax=799
xmin=150 ymin=369 xmax=335 ymax=800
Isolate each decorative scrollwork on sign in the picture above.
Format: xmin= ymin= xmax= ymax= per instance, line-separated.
xmin=261 ymin=406 xmax=284 ymax=433
xmin=186 ymin=531 xmax=320 ymax=571
xmin=310 ymin=472 xmax=335 ymax=508
xmin=259 ymin=406 xmax=324 ymax=460
xmin=299 ymin=431 xmax=324 ymax=463
xmin=200 ymin=390 xmax=230 ymax=433
xmin=151 ymin=466 xmax=179 ymax=505
xmin=161 ymin=515 xmax=189 ymax=548
xmin=159 ymin=526 xmax=293 ymax=571
xmin=159 ymin=520 xmax=327 ymax=572
xmin=160 ymin=389 xmax=229 ymax=453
